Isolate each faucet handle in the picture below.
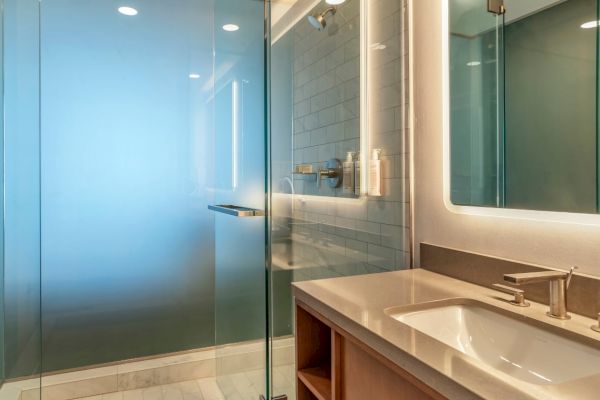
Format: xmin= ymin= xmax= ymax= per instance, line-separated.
xmin=566 ymin=266 xmax=578 ymax=289
xmin=492 ymin=283 xmax=530 ymax=307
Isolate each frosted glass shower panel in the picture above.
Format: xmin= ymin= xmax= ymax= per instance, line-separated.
xmin=40 ymin=0 xmax=216 ymax=371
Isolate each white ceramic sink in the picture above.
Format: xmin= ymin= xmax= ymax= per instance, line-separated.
xmin=386 ymin=301 xmax=600 ymax=385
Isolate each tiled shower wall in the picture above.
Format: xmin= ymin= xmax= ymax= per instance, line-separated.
xmin=272 ymin=0 xmax=410 ymax=281
xmin=291 ymin=0 xmax=361 ymax=198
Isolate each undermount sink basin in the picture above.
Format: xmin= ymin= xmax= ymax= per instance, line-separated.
xmin=386 ymin=300 xmax=600 ymax=385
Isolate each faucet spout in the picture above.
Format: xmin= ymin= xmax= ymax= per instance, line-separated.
xmin=503 ymin=270 xmax=568 ymax=285
xmin=503 ymin=266 xmax=577 ymax=320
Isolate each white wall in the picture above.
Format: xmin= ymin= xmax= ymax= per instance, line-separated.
xmin=412 ymin=0 xmax=600 ymax=277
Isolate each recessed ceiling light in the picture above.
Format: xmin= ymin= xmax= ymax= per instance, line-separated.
xmin=189 ymin=73 xmax=200 ymax=79
xmin=222 ymin=24 xmax=239 ymax=32
xmin=326 ymin=0 xmax=346 ymax=4
xmin=467 ymin=61 xmax=481 ymax=67
xmin=581 ymin=20 xmax=600 ymax=29
xmin=118 ymin=6 xmax=138 ymax=16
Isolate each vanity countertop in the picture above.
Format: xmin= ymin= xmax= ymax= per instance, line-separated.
xmin=292 ymin=269 xmax=600 ymax=400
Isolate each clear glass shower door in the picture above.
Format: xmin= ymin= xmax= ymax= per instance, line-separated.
xmin=212 ymin=1 xmax=270 ymax=400
xmin=1 ymin=1 xmax=42 ymax=399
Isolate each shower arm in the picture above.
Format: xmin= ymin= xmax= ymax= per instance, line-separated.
xmin=322 ymin=6 xmax=337 ymax=18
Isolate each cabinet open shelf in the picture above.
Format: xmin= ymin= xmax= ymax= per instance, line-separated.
xmin=298 ymin=366 xmax=332 ymax=400
xmin=296 ymin=303 xmax=336 ymax=400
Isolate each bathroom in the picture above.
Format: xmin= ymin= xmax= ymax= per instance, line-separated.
xmin=0 ymin=0 xmax=598 ymax=399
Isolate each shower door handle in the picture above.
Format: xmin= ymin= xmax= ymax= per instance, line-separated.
xmin=208 ymin=204 xmax=265 ymax=217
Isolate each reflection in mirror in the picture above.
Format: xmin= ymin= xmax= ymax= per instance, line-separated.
xmin=449 ymin=0 xmax=600 ymax=214
xmin=449 ymin=0 xmax=504 ymax=208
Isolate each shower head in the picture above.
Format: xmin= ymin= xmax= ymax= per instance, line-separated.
xmin=307 ymin=14 xmax=325 ymax=30
xmin=307 ymin=7 xmax=336 ymax=31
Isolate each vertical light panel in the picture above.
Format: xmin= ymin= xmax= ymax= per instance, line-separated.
xmin=232 ymin=79 xmax=239 ymax=190
xmin=360 ymin=0 xmax=369 ymax=196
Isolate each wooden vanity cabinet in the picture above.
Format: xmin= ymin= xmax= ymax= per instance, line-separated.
xmin=295 ymin=301 xmax=447 ymax=400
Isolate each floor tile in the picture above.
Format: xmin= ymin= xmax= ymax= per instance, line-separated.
xmin=196 ymin=379 xmax=224 ymax=400
xmin=122 ymin=389 xmax=144 ymax=400
xmin=142 ymin=386 xmax=163 ymax=400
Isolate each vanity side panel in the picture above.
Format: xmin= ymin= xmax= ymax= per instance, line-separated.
xmin=340 ymin=336 xmax=445 ymax=400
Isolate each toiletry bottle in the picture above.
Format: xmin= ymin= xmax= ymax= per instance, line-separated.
xmin=368 ymin=149 xmax=382 ymax=197
xmin=354 ymin=151 xmax=361 ymax=195
xmin=343 ymin=152 xmax=355 ymax=195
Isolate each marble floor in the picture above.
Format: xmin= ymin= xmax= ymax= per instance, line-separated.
xmin=216 ymin=365 xmax=295 ymax=400
xmin=269 ymin=364 xmax=295 ymax=400
xmin=78 ymin=379 xmax=225 ymax=400
xmin=1 ymin=338 xmax=296 ymax=400
xmin=74 ymin=365 xmax=296 ymax=400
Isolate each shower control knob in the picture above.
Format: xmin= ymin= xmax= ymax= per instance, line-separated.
xmin=317 ymin=158 xmax=342 ymax=189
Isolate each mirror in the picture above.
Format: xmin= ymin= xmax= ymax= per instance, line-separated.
xmin=449 ymin=0 xmax=600 ymax=214
xmin=271 ymin=0 xmax=365 ymax=198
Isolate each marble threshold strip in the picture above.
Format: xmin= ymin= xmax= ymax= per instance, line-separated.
xmin=0 ymin=338 xmax=294 ymax=400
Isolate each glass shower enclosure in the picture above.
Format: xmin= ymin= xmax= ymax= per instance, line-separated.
xmin=0 ymin=1 xmax=271 ymax=400
xmin=0 ymin=0 xmax=409 ymax=399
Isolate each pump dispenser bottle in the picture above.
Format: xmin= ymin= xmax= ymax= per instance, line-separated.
xmin=354 ymin=152 xmax=361 ymax=195
xmin=343 ymin=152 xmax=355 ymax=194
xmin=368 ymin=149 xmax=382 ymax=197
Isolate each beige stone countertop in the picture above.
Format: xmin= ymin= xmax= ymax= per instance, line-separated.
xmin=292 ymin=269 xmax=600 ymax=400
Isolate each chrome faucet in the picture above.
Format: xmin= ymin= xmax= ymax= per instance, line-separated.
xmin=502 ymin=266 xmax=577 ymax=320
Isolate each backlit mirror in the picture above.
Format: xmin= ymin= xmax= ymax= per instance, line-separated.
xmin=449 ymin=0 xmax=599 ymax=214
